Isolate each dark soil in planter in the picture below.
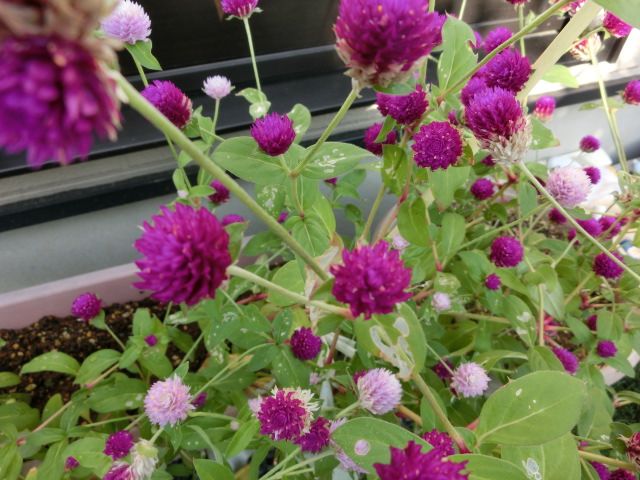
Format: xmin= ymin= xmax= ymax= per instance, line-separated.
xmin=0 ymin=299 xmax=204 ymax=409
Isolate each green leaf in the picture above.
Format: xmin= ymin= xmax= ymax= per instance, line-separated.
xmin=64 ymin=438 xmax=110 ymax=474
xmin=213 ymin=137 xmax=289 ymax=184
xmin=125 ymin=41 xmax=162 ymax=70
xmin=0 ymin=372 xmax=20 ymax=388
xmin=139 ymin=349 xmax=174 ymax=379
xmin=501 ymin=433 xmax=581 ymax=480
xmin=450 ymin=454 xmax=527 ymax=480
xmin=272 ymin=348 xmax=310 ymax=388
xmin=38 ymin=439 xmax=68 ymax=480
xmin=430 ymin=166 xmax=470 ymax=208
xmin=74 ymin=349 xmax=120 ymax=385
xmin=237 ymin=88 xmax=271 ymax=119
xmin=530 ymin=117 xmax=559 ymax=150
xmin=225 ymin=419 xmax=260 ymax=458
xmin=269 ymin=261 xmax=305 ymax=307
xmin=593 ymin=0 xmax=640 ymax=28
xmin=499 ymin=295 xmax=536 ymax=347
xmin=288 ymin=104 xmax=311 ymax=142
xmin=21 ymin=351 xmax=80 ymax=376
xmin=194 ymin=460 xmax=235 ymax=480
xmin=0 ymin=402 xmax=39 ymax=430
xmin=310 ymin=195 xmax=336 ymax=236
xmin=437 ymin=213 xmax=466 ymax=261
xmin=528 ymin=346 xmax=565 ymax=372
xmin=302 ymin=142 xmax=370 ymax=180
xmin=382 ymin=144 xmax=408 ymax=195
xmin=398 ymin=198 xmax=429 ymax=247
xmin=0 ymin=443 xmax=22 ymax=480
xmin=476 ymin=371 xmax=586 ymax=446
xmin=437 ymin=17 xmax=478 ymax=92
xmin=290 ymin=213 xmax=330 ymax=256
xmin=518 ymin=182 xmax=538 ymax=217
xmin=541 ymin=65 xmax=579 ymax=88
xmin=88 ymin=376 xmax=147 ymax=413
xmin=256 ymin=184 xmax=286 ymax=217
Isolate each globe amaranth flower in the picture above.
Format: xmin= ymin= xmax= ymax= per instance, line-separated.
xmin=534 ymin=95 xmax=556 ymax=122
xmin=103 ymin=464 xmax=132 ymax=480
xmin=377 ymin=85 xmax=428 ymax=126
xmin=586 ymin=314 xmax=598 ymax=331
xmin=209 ymin=179 xmax=230 ymax=204
xmin=334 ymin=0 xmax=445 ymax=87
xmin=505 ymin=0 xmax=529 ymax=4
xmin=590 ymin=461 xmax=610 ymax=480
xmin=433 ymin=360 xmax=454 ymax=381
xmin=622 ymin=80 xmax=640 ymax=105
xmin=451 ymin=362 xmax=490 ymax=398
xmin=296 ymin=417 xmax=330 ymax=453
xmin=483 ymin=48 xmax=531 ymax=93
xmin=584 ymin=166 xmax=601 ymax=184
xmin=460 ymin=76 xmax=487 ymax=107
xmin=129 ymin=440 xmax=158 ymax=480
xmin=71 ymin=292 xmax=102 ymax=321
xmin=221 ymin=214 xmax=245 ymax=227
xmin=104 ymin=430 xmax=134 ymax=460
xmin=552 ymin=347 xmax=579 ymax=375
xmin=290 ymin=327 xmax=322 ymax=361
xmin=331 ymin=241 xmax=412 ymax=319
xmin=257 ymin=387 xmax=318 ymax=441
xmin=482 ymin=27 xmax=512 ymax=54
xmin=624 ymin=432 xmax=640 ymax=468
xmin=422 ymin=430 xmax=455 ymax=457
xmin=142 ymin=80 xmax=192 ymax=129
xmin=485 ymin=273 xmax=502 ymax=290
xmin=432 ymin=292 xmax=451 ymax=313
xmin=448 ymin=109 xmax=460 ymax=126
xmin=0 ymin=35 xmax=120 ymax=168
xmin=599 ymin=216 xmax=623 ymax=238
xmin=277 ymin=210 xmax=289 ymax=224
xmin=100 ymin=0 xmax=151 ymax=44
xmin=609 ymin=469 xmax=635 ymax=480
xmin=464 ymin=87 xmax=530 ymax=163
xmin=596 ymin=340 xmax=617 ymax=358
xmin=392 ymin=233 xmax=410 ymax=251
xmin=577 ymin=218 xmax=603 ymax=238
xmin=363 ymin=122 xmax=398 ymax=156
xmin=144 ymin=375 xmax=194 ymax=427
xmin=482 ymin=155 xmax=496 ymax=166
xmin=580 ymin=135 xmax=601 ymax=153
xmin=65 ymin=456 xmax=80 ymax=471
xmin=192 ymin=392 xmax=208 ymax=409
xmin=203 ymin=75 xmax=233 ymax=100
xmin=548 ymin=208 xmax=567 ymax=225
xmin=603 ymin=12 xmax=632 ymax=38
xmin=546 ymin=167 xmax=591 ymax=208
xmin=470 ymin=178 xmax=495 ymax=200
xmin=144 ymin=334 xmax=158 ymax=347
xmin=412 ymin=121 xmax=463 ymax=170
xmin=356 ymin=368 xmax=402 ymax=415
xmin=329 ymin=418 xmax=368 ymax=474
xmin=490 ymin=236 xmax=523 ymax=268
xmin=570 ymin=36 xmax=602 ymax=62
xmin=250 ymin=113 xmax=296 ymax=156
xmin=221 ymin=0 xmax=259 ymax=18
xmin=134 ymin=204 xmax=231 ymax=305
xmin=374 ymin=441 xmax=469 ymax=480
xmin=592 ymin=252 xmax=624 ymax=279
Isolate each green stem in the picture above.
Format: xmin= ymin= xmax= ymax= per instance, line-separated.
xmin=212 ymin=99 xmax=221 ymax=134
xmin=242 ymin=18 xmax=262 ymax=92
xmin=448 ymin=312 xmax=510 ymax=325
xmin=361 ymin=184 xmax=386 ymax=243
xmin=178 ymin=332 xmax=203 ymax=368
xmin=133 ymin=57 xmax=149 ymax=88
xmin=551 ymin=237 xmax=578 ymax=268
xmin=459 ymin=0 xmax=468 ymax=20
xmin=115 ymin=73 xmax=328 ymax=280
xmin=578 ymin=450 xmax=637 ymax=470
xmin=150 ymin=427 xmax=164 ymax=444
xmin=428 ymin=0 xmax=436 ymax=13
xmin=291 ymin=86 xmax=360 ymax=177
xmin=188 ymin=412 xmax=235 ymax=421
xmin=105 ymin=324 xmax=126 ymax=351
xmin=264 ymin=451 xmax=333 ymax=480
xmin=518 ymin=5 xmax=526 ymax=55
xmin=260 ymin=447 xmax=301 ymax=480
xmin=334 ymin=402 xmax=360 ymax=418
xmin=564 ymin=272 xmax=593 ymax=306
xmin=195 ymin=343 xmax=264 ymax=396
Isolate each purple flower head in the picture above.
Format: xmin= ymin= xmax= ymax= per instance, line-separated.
xmin=483 ymin=49 xmax=531 ymax=93
xmin=71 ymin=292 xmax=102 ymax=321
xmin=490 ymin=236 xmax=523 ymax=268
xmin=552 ymin=347 xmax=579 ymax=375
xmin=433 ymin=360 xmax=454 ymax=381
xmin=568 ymin=229 xmax=577 ymax=242
xmin=422 ymin=430 xmax=455 ymax=457
xmin=209 ymin=179 xmax=230 ymax=204
xmin=363 ymin=122 xmax=398 ymax=156
xmin=103 ymin=464 xmax=132 ymax=480
xmin=470 ymin=178 xmax=495 ymax=200
xmin=625 ymin=431 xmax=640 ymax=468
xmin=548 ymin=208 xmax=567 ymax=225
xmin=461 ymin=76 xmax=488 ymax=106
xmin=597 ymin=340 xmax=617 ymax=358
xmin=352 ymin=370 xmax=367 ymax=384
xmin=599 ymin=216 xmax=622 ymax=238
xmin=250 ymin=113 xmax=296 ymax=156
xmin=584 ymin=166 xmax=602 ymax=184
xmin=296 ymin=416 xmax=330 ymax=453
xmin=101 ymin=0 xmax=151 ymax=44
xmin=534 ymin=95 xmax=556 ymax=122
xmin=221 ymin=214 xmax=246 ymax=227
xmin=377 ymin=85 xmax=428 ymax=125
xmin=603 ymin=12 xmax=633 ymax=38
xmin=592 ymin=252 xmax=624 ymax=279
xmin=277 ymin=210 xmax=289 ymax=224
xmin=610 ymin=470 xmax=635 ymax=480
xmin=580 ymin=135 xmax=601 ymax=153
xmin=144 ymin=375 xmax=194 ymax=427
xmin=448 ymin=109 xmax=459 ymax=126
xmin=334 ymin=0 xmax=445 ymax=87
xmin=104 ymin=431 xmax=134 ymax=460
xmin=325 ymin=177 xmax=338 ymax=185
xmin=432 ymin=292 xmax=452 ymax=313
xmin=134 ymin=204 xmax=231 ymax=306
xmin=546 ymin=167 xmax=591 ymax=208
xmin=464 ymin=87 xmax=530 ymax=163
xmin=451 ymin=362 xmax=490 ymax=398
xmin=412 ymin=121 xmax=463 ymax=171
xmin=290 ymin=327 xmax=322 ymax=361
xmin=144 ymin=334 xmax=158 ymax=347
xmin=0 ymin=35 xmax=120 ymax=168
xmin=65 ymin=456 xmax=80 ymax=471
xmin=506 ymin=0 xmax=529 ymax=4
xmin=482 ymin=27 xmax=513 ymax=54
xmin=587 ymin=314 xmax=598 ymax=331
xmin=591 ymin=462 xmax=610 ymax=480
xmin=577 ymin=218 xmax=603 ymax=237
xmin=203 ymin=75 xmax=233 ymax=100
xmin=482 ymin=155 xmax=496 ymax=166
xmin=257 ymin=387 xmax=318 ymax=441
xmin=142 ymin=80 xmax=192 ymax=129
xmin=374 ymin=441 xmax=469 ymax=480
xmin=221 ymin=0 xmax=259 ymax=18
xmin=485 ymin=273 xmax=502 ymax=290
xmin=357 ymin=368 xmax=402 ymax=415
xmin=331 ymin=241 xmax=412 ymax=319
xmin=192 ymin=392 xmax=208 ymax=409
xmin=622 ymin=80 xmax=640 ymax=106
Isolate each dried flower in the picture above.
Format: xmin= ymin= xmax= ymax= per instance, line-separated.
xmin=220 ymin=0 xmax=259 ymax=18
xmin=534 ymin=95 xmax=556 ymax=122
xmin=622 ymin=80 xmax=640 ymax=106
xmin=552 ymin=347 xmax=579 ymax=375
xmin=596 ymin=340 xmax=617 ymax=358
xmin=584 ymin=166 xmax=601 ymax=184
xmin=71 ymin=292 xmax=102 ymax=321
xmin=592 ymin=252 xmax=624 ymax=279
xmin=490 ymin=236 xmax=524 ymax=268
xmin=142 ymin=80 xmax=192 ymax=129
xmin=470 ymin=178 xmax=495 ymax=200
xmin=374 ymin=441 xmax=469 ymax=480
xmin=101 ymin=0 xmax=151 ymax=44
xmin=485 ymin=273 xmax=502 ymax=290
xmin=144 ymin=376 xmax=194 ymax=427
xmin=451 ymin=362 xmax=490 ymax=398
xmin=482 ymin=27 xmax=513 ymax=54
xmin=483 ymin=48 xmax=531 ymax=93
xmin=357 ymin=368 xmax=402 ymax=415
xmin=363 ymin=122 xmax=398 ymax=156
xmin=432 ymin=292 xmax=452 ymax=312
xmin=250 ymin=113 xmax=296 ymax=156
xmin=257 ymin=387 xmax=318 ymax=441
xmin=377 ymin=85 xmax=428 ymax=126
xmin=105 ymin=431 xmax=134 ymax=460
xmin=570 ymin=36 xmax=602 ymax=62
xmin=290 ymin=327 xmax=322 ymax=361
xmin=412 ymin=121 xmax=463 ymax=170
xmin=203 ymin=75 xmax=233 ymax=100
xmin=296 ymin=417 xmax=330 ymax=453
xmin=603 ymin=12 xmax=632 ymax=38
xmin=580 ymin=135 xmax=601 ymax=153
xmin=546 ymin=167 xmax=591 ymax=208
xmin=129 ymin=440 xmax=158 ymax=480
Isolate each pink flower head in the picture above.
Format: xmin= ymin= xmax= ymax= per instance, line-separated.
xmin=356 ymin=368 xmax=402 ymax=415
xmin=331 ymin=241 xmax=412 ymax=319
xmin=591 ymin=462 xmax=610 ymax=480
xmin=584 ymin=166 xmax=601 ymax=184
xmin=432 ymin=292 xmax=452 ymax=312
xmin=580 ymin=135 xmax=601 ymax=153
xmin=144 ymin=376 xmax=194 ymax=427
xmin=546 ymin=167 xmax=591 ymax=208
xmin=470 ymin=178 xmax=495 ymax=200
xmin=296 ymin=416 xmax=330 ymax=453
xmin=257 ymin=387 xmax=318 ymax=441
xmin=103 ymin=464 xmax=133 ymax=480
xmin=209 ymin=179 xmax=230 ymax=204
xmin=534 ymin=95 xmax=556 ymax=122
xmin=460 ymin=76 xmax=488 ymax=107
xmin=142 ymin=80 xmax=192 ymax=129
xmin=482 ymin=27 xmax=513 ymax=54
xmin=250 ymin=113 xmax=296 ymax=156
xmin=412 ymin=121 xmax=463 ymax=170
xmin=221 ymin=0 xmax=259 ymax=18
xmin=552 ymin=347 xmax=579 ymax=375
xmin=548 ymin=208 xmax=567 ymax=224
xmin=485 ymin=273 xmax=501 ymax=290
xmin=101 ymin=0 xmax=151 ymax=44
xmin=377 ymin=85 xmax=428 ymax=126
xmin=610 ymin=469 xmax=635 ymax=480
xmin=483 ymin=48 xmax=531 ymax=93
xmin=363 ymin=122 xmax=398 ymax=156
xmin=290 ymin=327 xmax=322 ymax=361
xmin=597 ymin=340 xmax=617 ymax=358
xmin=104 ymin=430 xmax=134 ymax=460
xmin=592 ymin=252 xmax=624 ymax=279
xmin=134 ymin=204 xmax=231 ymax=306
xmin=490 ymin=236 xmax=523 ymax=268
xmin=422 ymin=429 xmax=455 ymax=457
xmin=603 ymin=12 xmax=632 ymax=38
xmin=577 ymin=218 xmax=603 ymax=237
xmin=451 ymin=362 xmax=490 ymax=398
xmin=432 ymin=360 xmax=454 ymax=381
xmin=203 ymin=75 xmax=233 ymax=100
xmin=622 ymin=80 xmax=640 ymax=106
xmin=374 ymin=441 xmax=468 ymax=480
xmin=334 ymin=0 xmax=445 ymax=87
xmin=599 ymin=216 xmax=623 ymax=238
xmin=221 ymin=214 xmax=245 ymax=227
xmin=71 ymin=292 xmax=102 ymax=321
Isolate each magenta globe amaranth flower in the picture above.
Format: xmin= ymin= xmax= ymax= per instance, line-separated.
xmin=377 ymin=86 xmax=428 ymax=126
xmin=592 ymin=252 xmax=624 ymax=279
xmin=599 ymin=216 xmax=623 ymax=238
xmin=603 ymin=12 xmax=633 ymax=38
xmin=290 ymin=327 xmax=322 ymax=361
xmin=591 ymin=462 xmax=610 ymax=480
xmin=534 ymin=95 xmax=556 ymax=122
xmin=483 ymin=48 xmax=531 ymax=93
xmin=134 ymin=204 xmax=231 ymax=305
xmin=221 ymin=214 xmax=245 ymax=227
xmin=192 ymin=392 xmax=208 ymax=409
xmin=71 ymin=292 xmax=102 ymax=321
xmin=65 ymin=456 xmax=80 ymax=471
xmin=584 ymin=166 xmax=601 ymax=184
xmin=609 ymin=470 xmax=635 ymax=480
xmin=490 ymin=236 xmax=523 ymax=268
xmin=331 ymin=241 xmax=412 ymax=319
xmin=485 ymin=273 xmax=501 ymax=290
xmin=482 ymin=27 xmax=513 ymax=54
xmin=209 ymin=179 xmax=230 ymax=204
xmin=577 ymin=218 xmax=603 ymax=238
xmin=451 ymin=362 xmax=490 ymax=398
xmin=101 ymin=0 xmax=151 ymax=44
xmin=586 ymin=314 xmax=598 ymax=331
xmin=334 ymin=0 xmax=445 ymax=87
xmin=433 ymin=360 xmax=454 ymax=381
xmin=221 ymin=0 xmax=259 ymax=18
xmin=548 ymin=208 xmax=567 ymax=225
xmin=422 ymin=429 xmax=455 ymax=457
xmin=546 ymin=166 xmax=591 ymax=208
xmin=622 ymin=80 xmax=640 ymax=106
xmin=250 ymin=113 xmax=296 ymax=156
xmin=363 ymin=122 xmax=398 ymax=156
xmin=203 ymin=75 xmax=233 ymax=100
xmin=104 ymin=431 xmax=134 ymax=460
xmin=103 ymin=464 xmax=131 ymax=480
xmin=625 ymin=432 xmax=640 ymax=468
xmin=460 ymin=76 xmax=487 ymax=107
xmin=506 ymin=0 xmax=529 ymax=4
xmin=552 ymin=347 xmax=579 ymax=375
xmin=257 ymin=387 xmax=318 ymax=441
xmin=470 ymin=178 xmax=495 ymax=200
xmin=597 ymin=340 xmax=618 ymax=358
xmin=296 ymin=417 xmax=330 ymax=453
xmin=144 ymin=334 xmax=158 ymax=347
xmin=144 ymin=375 xmax=194 ymax=427
xmin=142 ymin=80 xmax=192 ymax=129
xmin=412 ymin=121 xmax=463 ymax=171
xmin=482 ymin=155 xmax=496 ymax=166
xmin=580 ymin=135 xmax=601 ymax=153
xmin=356 ymin=368 xmax=402 ymax=415
xmin=374 ymin=441 xmax=469 ymax=480
xmin=0 ymin=35 xmax=120 ymax=168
